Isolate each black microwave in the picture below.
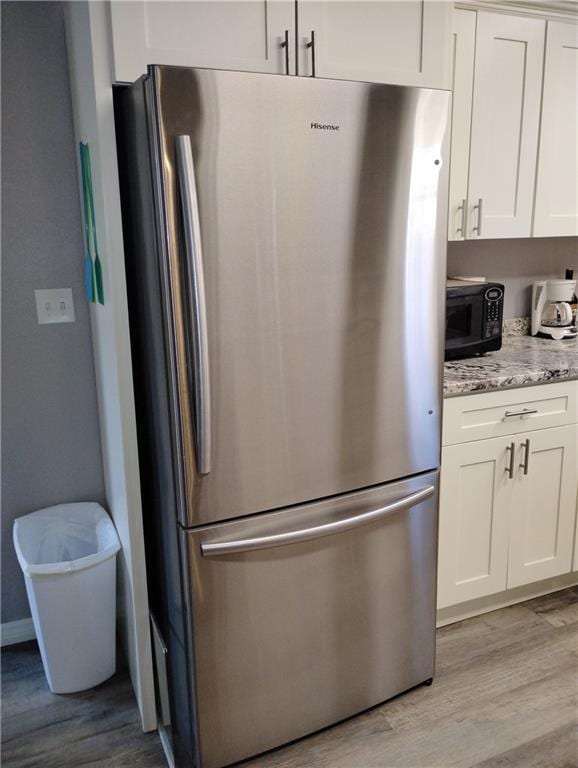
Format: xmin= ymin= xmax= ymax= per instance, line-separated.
xmin=445 ymin=280 xmax=504 ymax=360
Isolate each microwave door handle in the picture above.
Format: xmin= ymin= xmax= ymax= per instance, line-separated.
xmin=175 ymin=135 xmax=211 ymax=475
xmin=201 ymin=485 xmax=435 ymax=556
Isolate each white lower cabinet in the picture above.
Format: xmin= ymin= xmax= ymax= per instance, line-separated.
xmin=439 ymin=384 xmax=578 ymax=612
xmin=574 ymin=494 xmax=578 ymax=573
xmin=438 ymin=436 xmax=513 ymax=608
xmin=508 ymin=425 xmax=577 ymax=588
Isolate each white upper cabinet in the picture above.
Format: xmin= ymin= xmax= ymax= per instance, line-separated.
xmin=296 ymin=1 xmax=452 ymax=88
xmin=467 ymin=13 xmax=545 ymax=239
xmin=533 ymin=21 xmax=578 ymax=237
xmin=447 ymin=10 xmax=476 ymax=242
xmin=108 ymin=1 xmax=452 ymax=88
xmin=109 ymin=1 xmax=296 ymax=82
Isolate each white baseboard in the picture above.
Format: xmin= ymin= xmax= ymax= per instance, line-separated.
xmin=1 ymin=618 xmax=36 ymax=647
xmin=436 ymin=572 xmax=578 ymax=627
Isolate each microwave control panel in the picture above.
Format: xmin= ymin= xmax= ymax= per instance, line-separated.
xmin=484 ymin=286 xmax=504 ymax=338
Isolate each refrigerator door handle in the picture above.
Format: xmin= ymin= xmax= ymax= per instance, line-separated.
xmin=175 ymin=135 xmax=211 ymax=475
xmin=201 ymin=484 xmax=435 ymax=556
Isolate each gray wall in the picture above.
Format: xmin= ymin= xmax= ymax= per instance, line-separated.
xmin=448 ymin=236 xmax=578 ymax=319
xmin=1 ymin=2 xmax=105 ymax=624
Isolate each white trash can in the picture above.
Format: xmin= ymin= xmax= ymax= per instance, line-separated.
xmin=13 ymin=502 xmax=121 ymax=694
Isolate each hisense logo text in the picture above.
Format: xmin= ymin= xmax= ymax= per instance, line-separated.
xmin=310 ymin=122 xmax=340 ymax=131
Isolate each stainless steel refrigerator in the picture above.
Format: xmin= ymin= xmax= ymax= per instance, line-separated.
xmin=115 ymin=65 xmax=449 ymax=768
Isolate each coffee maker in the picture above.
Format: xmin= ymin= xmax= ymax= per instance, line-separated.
xmin=531 ymin=280 xmax=577 ymax=339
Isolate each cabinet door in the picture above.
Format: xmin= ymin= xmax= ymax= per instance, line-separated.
xmin=109 ymin=1 xmax=295 ymax=83
xmin=438 ymin=437 xmax=513 ymax=608
xmin=508 ymin=425 xmax=578 ymax=588
xmin=533 ymin=22 xmax=578 ymax=237
xmin=447 ymin=10 xmax=476 ymax=242
xmin=467 ymin=13 xmax=545 ymax=239
xmin=296 ymin=1 xmax=452 ymax=88
xmin=573 ymin=490 xmax=578 ymax=572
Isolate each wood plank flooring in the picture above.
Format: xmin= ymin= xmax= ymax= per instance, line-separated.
xmin=1 ymin=642 xmax=165 ymax=767
xmin=2 ymin=588 xmax=577 ymax=768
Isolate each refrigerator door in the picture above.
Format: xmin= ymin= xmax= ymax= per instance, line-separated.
xmin=183 ymin=471 xmax=438 ymax=768
xmin=148 ymin=66 xmax=449 ymax=526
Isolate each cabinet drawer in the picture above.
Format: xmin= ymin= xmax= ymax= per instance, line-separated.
xmin=443 ymin=382 xmax=577 ymax=446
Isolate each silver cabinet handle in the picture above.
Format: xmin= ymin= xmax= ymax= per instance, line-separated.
xmin=306 ymin=30 xmax=316 ymax=77
xmin=505 ymin=442 xmax=515 ymax=479
xmin=280 ymin=29 xmax=290 ymax=75
xmin=201 ymin=485 xmax=435 ymax=556
xmin=520 ymin=438 xmax=530 ymax=475
xmin=456 ymin=198 xmax=467 ymax=236
xmin=175 ymin=135 xmax=211 ymax=475
xmin=472 ymin=197 xmax=483 ymax=236
xmin=503 ymin=408 xmax=538 ymax=421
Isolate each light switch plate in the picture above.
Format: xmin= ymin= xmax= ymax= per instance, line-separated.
xmin=35 ymin=288 xmax=75 ymax=324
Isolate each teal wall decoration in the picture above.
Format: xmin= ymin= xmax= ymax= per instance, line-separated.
xmin=79 ymin=142 xmax=104 ymax=305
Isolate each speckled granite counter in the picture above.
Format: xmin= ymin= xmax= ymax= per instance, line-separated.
xmin=444 ymin=334 xmax=578 ymax=397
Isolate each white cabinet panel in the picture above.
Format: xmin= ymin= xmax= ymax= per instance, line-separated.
xmin=296 ymin=1 xmax=452 ymax=88
xmin=442 ymin=381 xmax=577 ymax=446
xmin=110 ymin=1 xmax=295 ymax=83
xmin=574 ymin=491 xmax=578 ymax=572
xmin=448 ymin=10 xmax=476 ymax=242
xmin=533 ymin=21 xmax=578 ymax=237
xmin=438 ymin=437 xmax=512 ymax=608
xmin=110 ymin=1 xmax=452 ymax=87
xmin=467 ymin=13 xmax=545 ymax=239
xmin=440 ymin=385 xmax=578 ymax=611
xmin=508 ymin=425 xmax=577 ymax=588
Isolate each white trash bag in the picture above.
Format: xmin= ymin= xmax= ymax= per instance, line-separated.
xmin=13 ymin=502 xmax=121 ymax=693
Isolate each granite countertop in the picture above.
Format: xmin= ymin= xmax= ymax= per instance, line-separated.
xmin=444 ymin=330 xmax=578 ymax=397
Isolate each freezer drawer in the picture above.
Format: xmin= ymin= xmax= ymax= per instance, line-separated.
xmin=184 ymin=472 xmax=439 ymax=768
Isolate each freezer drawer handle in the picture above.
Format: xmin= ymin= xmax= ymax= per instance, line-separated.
xmin=175 ymin=135 xmax=211 ymax=475
xmin=200 ymin=484 xmax=435 ymax=556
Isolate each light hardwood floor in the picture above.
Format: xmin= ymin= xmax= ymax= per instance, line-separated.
xmin=2 ymin=588 xmax=577 ymax=768
xmin=1 ymin=642 xmax=165 ymax=768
